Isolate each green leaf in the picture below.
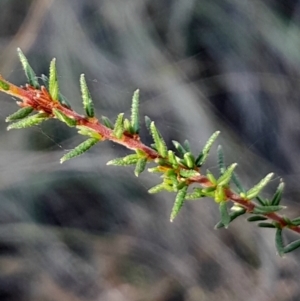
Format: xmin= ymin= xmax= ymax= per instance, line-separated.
xmin=123 ymin=118 xmax=132 ymax=133
xmin=185 ymin=188 xmax=206 ymax=200
xmin=130 ymin=89 xmax=140 ymax=134
xmin=231 ymin=172 xmax=245 ymax=193
xmin=283 ymin=239 xmax=300 ymax=254
xmin=40 ymin=74 xmax=71 ymax=108
xmin=275 ymin=228 xmax=285 ymax=256
xmin=217 ymin=145 xmax=226 ymax=175
xmin=6 ymin=107 xmax=33 ymax=122
xmin=167 ymin=150 xmax=178 ymax=168
xmin=17 ymin=48 xmax=39 ymax=88
xmin=150 ymin=121 xmax=167 ymax=157
xmin=41 ymin=74 xmax=49 ymax=86
xmin=136 ymin=149 xmax=146 ymax=157
xmin=231 ymin=208 xmax=247 ymax=218
xmin=49 ymin=58 xmax=59 ymax=101
xmin=113 ymin=113 xmax=124 ymax=139
xmin=206 ymin=170 xmax=217 ymax=185
xmin=179 ymin=169 xmax=199 ymax=178
xmin=256 ymin=196 xmax=267 ymax=206
xmin=148 ymin=167 xmax=164 ymax=173
xmin=172 ymin=140 xmax=186 ymax=157
xmin=271 ymin=180 xmax=284 ymax=206
xmin=291 ymin=217 xmax=300 ymax=226
xmin=77 ymin=126 xmax=102 ymax=139
xmin=101 ymin=116 xmax=114 ymax=129
xmin=195 ymin=131 xmax=220 ymax=166
xmin=214 ymin=208 xmax=246 ymax=229
xmin=134 ymin=158 xmax=147 ymax=177
xmin=219 ymin=201 xmax=230 ymax=228
xmin=53 ymin=109 xmax=76 ymax=127
xmin=201 ymin=187 xmax=216 ymax=198
xmin=144 ymin=116 xmax=152 ymax=130
xmin=60 ymin=138 xmax=99 ymax=163
xmin=217 ymin=163 xmax=237 ymax=186
xmin=215 ymin=185 xmax=226 ymax=203
xmin=80 ymin=74 xmax=95 ymax=118
xmin=247 ymin=215 xmax=268 ymax=222
xmin=164 ymin=169 xmax=177 ymax=179
xmin=7 ymin=113 xmax=48 ymax=130
xmin=58 ymin=93 xmax=71 ymax=109
xmin=148 ymin=183 xmax=166 ymax=194
xmin=107 ymin=154 xmax=139 ymax=166
xmin=253 ymin=205 xmax=285 ymax=214
xmin=183 ymin=152 xmax=195 ymax=168
xmin=183 ymin=140 xmax=191 ymax=152
xmin=257 ymin=222 xmax=276 ymax=228
xmin=246 ymin=173 xmax=274 ymax=199
xmin=170 ymin=185 xmax=188 ymax=222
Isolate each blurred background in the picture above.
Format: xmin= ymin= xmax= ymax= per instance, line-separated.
xmin=0 ymin=0 xmax=300 ymax=300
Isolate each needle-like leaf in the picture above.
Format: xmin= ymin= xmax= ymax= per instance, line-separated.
xmin=17 ymin=48 xmax=39 ymax=88
xmin=49 ymin=58 xmax=59 ymax=101
xmin=130 ymin=89 xmax=140 ymax=134
xmin=80 ymin=74 xmax=95 ymax=118
xmin=60 ymin=138 xmax=99 ymax=163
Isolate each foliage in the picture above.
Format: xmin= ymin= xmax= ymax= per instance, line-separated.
xmin=0 ymin=49 xmax=300 ymax=256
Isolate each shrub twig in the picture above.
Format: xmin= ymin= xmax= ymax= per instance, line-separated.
xmin=0 ymin=49 xmax=300 ymax=256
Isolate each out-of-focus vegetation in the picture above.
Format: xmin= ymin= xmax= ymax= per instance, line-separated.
xmin=1 ymin=1 xmax=300 ymax=300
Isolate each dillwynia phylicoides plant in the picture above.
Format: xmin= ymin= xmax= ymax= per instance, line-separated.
xmin=0 ymin=49 xmax=300 ymax=256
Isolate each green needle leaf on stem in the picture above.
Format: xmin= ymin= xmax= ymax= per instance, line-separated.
xmin=148 ymin=183 xmax=166 ymax=194
xmin=257 ymin=222 xmax=276 ymax=228
xmin=275 ymin=228 xmax=285 ymax=256
xmin=219 ymin=201 xmax=230 ymax=228
xmin=53 ymin=109 xmax=77 ymax=127
xmin=183 ymin=152 xmax=195 ymax=168
xmin=170 ymin=185 xmax=188 ymax=222
xmin=17 ymin=48 xmax=39 ymax=88
xmin=214 ymin=208 xmax=246 ymax=229
xmin=195 ymin=131 xmax=220 ymax=167
xmin=217 ymin=145 xmax=226 ymax=175
xmin=255 ymin=196 xmax=267 ymax=206
xmin=246 ymin=173 xmax=274 ymax=200
xmin=183 ymin=140 xmax=191 ymax=152
xmin=217 ymin=163 xmax=237 ymax=187
xmin=49 ymin=58 xmax=59 ymax=101
xmin=179 ymin=169 xmax=199 ymax=178
xmin=60 ymin=138 xmax=99 ymax=163
xmin=7 ymin=113 xmax=48 ymax=130
xmin=172 ymin=140 xmax=187 ymax=157
xmin=271 ymin=180 xmax=285 ymax=206
xmin=291 ymin=217 xmax=300 ymax=226
xmin=101 ymin=116 xmax=114 ymax=129
xmin=107 ymin=154 xmax=139 ymax=166
xmin=77 ymin=126 xmax=102 ymax=139
xmin=134 ymin=158 xmax=147 ymax=177
xmin=113 ymin=113 xmax=124 ymax=139
xmin=167 ymin=150 xmax=178 ymax=168
xmin=247 ymin=215 xmax=268 ymax=222
xmin=80 ymin=74 xmax=95 ymax=118
xmin=6 ymin=107 xmax=33 ymax=122
xmin=40 ymin=74 xmax=71 ymax=108
xmin=150 ymin=121 xmax=167 ymax=158
xmin=283 ymin=239 xmax=300 ymax=254
xmin=144 ymin=116 xmax=152 ymax=130
xmin=130 ymin=89 xmax=140 ymax=134
xmin=253 ymin=205 xmax=286 ymax=214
